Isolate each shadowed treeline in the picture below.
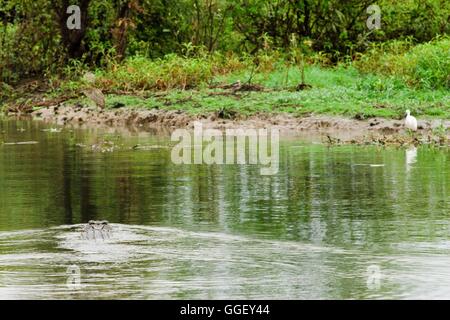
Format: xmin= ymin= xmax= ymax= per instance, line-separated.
xmin=1 ymin=0 xmax=449 ymax=83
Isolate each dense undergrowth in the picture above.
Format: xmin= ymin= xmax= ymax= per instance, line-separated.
xmin=1 ymin=37 xmax=449 ymax=120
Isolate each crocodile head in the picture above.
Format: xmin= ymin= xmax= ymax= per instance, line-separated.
xmin=88 ymin=220 xmax=110 ymax=230
xmin=82 ymin=220 xmax=112 ymax=240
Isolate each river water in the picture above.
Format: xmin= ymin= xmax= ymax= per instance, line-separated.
xmin=0 ymin=119 xmax=449 ymax=299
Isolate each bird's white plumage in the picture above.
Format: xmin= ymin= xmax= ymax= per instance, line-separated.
xmin=404 ymin=109 xmax=417 ymax=131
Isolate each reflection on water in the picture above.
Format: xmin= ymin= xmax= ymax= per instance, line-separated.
xmin=0 ymin=119 xmax=449 ymax=299
xmin=406 ymin=147 xmax=417 ymax=173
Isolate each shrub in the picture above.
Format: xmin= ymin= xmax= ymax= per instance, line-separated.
xmin=354 ymin=37 xmax=450 ymax=89
xmin=94 ymin=52 xmax=249 ymax=91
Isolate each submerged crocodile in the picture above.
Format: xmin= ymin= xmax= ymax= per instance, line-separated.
xmin=81 ymin=220 xmax=113 ymax=240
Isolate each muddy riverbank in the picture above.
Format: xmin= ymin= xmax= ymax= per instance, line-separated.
xmin=5 ymin=103 xmax=450 ymax=144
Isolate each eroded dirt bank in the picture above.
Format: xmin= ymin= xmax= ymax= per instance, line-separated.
xmin=10 ymin=104 xmax=450 ymax=144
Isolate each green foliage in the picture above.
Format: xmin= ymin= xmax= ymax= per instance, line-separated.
xmin=379 ymin=0 xmax=450 ymax=43
xmin=0 ymin=0 xmax=60 ymax=82
xmin=92 ymin=51 xmax=248 ymax=91
xmin=354 ymin=37 xmax=450 ymax=89
xmin=1 ymin=0 xmax=449 ymax=84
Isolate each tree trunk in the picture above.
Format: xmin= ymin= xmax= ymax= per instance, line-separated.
xmin=55 ymin=0 xmax=91 ymax=60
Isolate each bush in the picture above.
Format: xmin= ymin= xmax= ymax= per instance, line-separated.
xmin=354 ymin=37 xmax=450 ymax=89
xmin=94 ymin=52 xmax=248 ymax=91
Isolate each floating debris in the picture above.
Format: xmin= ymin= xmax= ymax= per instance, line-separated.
xmin=324 ymin=132 xmax=449 ymax=147
xmin=91 ymin=140 xmax=119 ymax=153
xmin=325 ymin=134 xmax=341 ymax=145
xmin=132 ymin=144 xmax=170 ymax=151
xmin=3 ymin=141 xmax=39 ymax=145
xmin=352 ymin=163 xmax=384 ymax=167
xmin=41 ymin=128 xmax=62 ymax=133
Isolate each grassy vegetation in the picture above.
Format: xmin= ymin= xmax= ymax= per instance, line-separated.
xmin=2 ymin=38 xmax=449 ymax=120
xmin=97 ymin=67 xmax=449 ymax=120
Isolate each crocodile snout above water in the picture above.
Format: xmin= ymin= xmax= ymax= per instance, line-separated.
xmin=81 ymin=220 xmax=113 ymax=240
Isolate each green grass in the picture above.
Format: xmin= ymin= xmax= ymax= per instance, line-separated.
xmin=95 ymin=64 xmax=449 ymax=120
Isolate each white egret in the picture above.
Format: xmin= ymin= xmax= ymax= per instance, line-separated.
xmin=404 ymin=109 xmax=417 ymax=131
